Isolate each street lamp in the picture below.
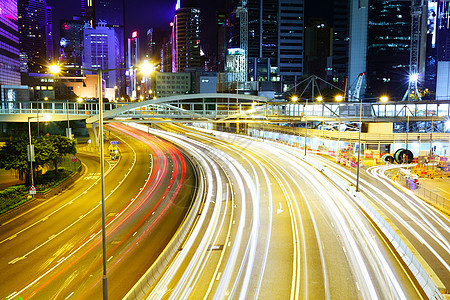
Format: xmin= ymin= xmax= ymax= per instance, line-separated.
xmin=49 ymin=63 xmax=143 ymax=300
xmin=49 ymin=66 xmax=72 ymax=139
xmin=28 ymin=114 xmax=51 ymax=191
xmin=141 ymin=60 xmax=153 ymax=100
xmin=335 ymin=95 xmax=344 ymax=102
xmin=356 ymin=95 xmax=363 ymax=192
xmin=379 ymin=95 xmax=389 ymax=102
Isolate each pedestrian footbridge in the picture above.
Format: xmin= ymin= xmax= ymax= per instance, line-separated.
xmin=0 ymin=93 xmax=448 ymax=124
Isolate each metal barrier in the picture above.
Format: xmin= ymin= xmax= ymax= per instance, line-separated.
xmin=415 ymin=185 xmax=449 ymax=210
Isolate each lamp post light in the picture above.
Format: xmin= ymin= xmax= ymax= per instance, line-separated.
xmin=48 ymin=62 xmax=147 ymax=300
xmin=28 ymin=114 xmax=51 ymax=191
xmin=141 ymin=60 xmax=153 ymax=100
xmin=355 ymin=95 xmax=363 ymax=192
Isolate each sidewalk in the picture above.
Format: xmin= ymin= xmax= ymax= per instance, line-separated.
xmin=418 ymin=177 xmax=450 ymax=200
xmin=0 ymin=169 xmax=24 ymax=190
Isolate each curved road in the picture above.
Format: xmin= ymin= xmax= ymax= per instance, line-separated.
xmin=0 ymin=123 xmax=196 ymax=300
xmin=124 ymin=123 xmax=425 ymax=300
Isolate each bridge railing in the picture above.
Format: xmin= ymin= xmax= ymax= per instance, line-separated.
xmin=1 ymin=99 xmax=449 ymax=121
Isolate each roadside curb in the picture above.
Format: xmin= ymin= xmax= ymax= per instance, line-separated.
xmin=0 ymin=162 xmax=87 ymax=226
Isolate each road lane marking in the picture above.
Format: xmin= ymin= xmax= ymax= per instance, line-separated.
xmin=8 ymin=257 xmax=26 ymax=264
xmin=277 ymin=202 xmax=284 ymax=214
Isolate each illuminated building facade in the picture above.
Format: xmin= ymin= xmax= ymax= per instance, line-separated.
xmin=227 ymin=0 xmax=304 ymax=91
xmin=366 ymin=0 xmax=412 ymax=98
xmin=81 ymin=0 xmax=125 ymax=92
xmin=428 ymin=0 xmax=450 ymax=99
xmin=18 ymin=0 xmax=53 ymax=73
xmin=83 ymin=22 xmax=119 ymax=88
xmin=59 ymin=17 xmax=87 ymax=75
xmin=0 ymin=0 xmax=21 ymax=85
xmin=172 ymin=0 xmax=202 ymax=72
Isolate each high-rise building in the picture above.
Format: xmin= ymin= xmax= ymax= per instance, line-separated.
xmin=18 ymin=0 xmax=52 ymax=73
xmin=172 ymin=1 xmax=202 ymax=72
xmin=217 ymin=9 xmax=227 ymax=72
xmin=227 ymin=0 xmax=304 ymax=91
xmin=146 ymin=28 xmax=155 ymax=60
xmin=83 ymin=22 xmax=119 ymax=88
xmin=60 ymin=17 xmax=87 ymax=75
xmin=348 ymin=0 xmax=425 ymax=99
xmin=278 ymin=0 xmax=304 ymax=87
xmin=0 ymin=0 xmax=21 ymax=85
xmin=304 ymin=19 xmax=333 ymax=80
xmin=81 ymin=0 xmax=125 ymax=92
xmin=331 ymin=0 xmax=349 ymax=86
xmin=45 ymin=6 xmax=53 ymax=62
xmin=366 ymin=0 xmax=413 ymax=98
xmin=127 ymin=31 xmax=139 ymax=97
xmin=429 ymin=0 xmax=450 ymax=100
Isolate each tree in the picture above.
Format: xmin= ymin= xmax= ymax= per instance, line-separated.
xmin=45 ymin=135 xmax=77 ymax=171
xmin=0 ymin=134 xmax=77 ymax=185
xmin=0 ymin=135 xmax=29 ymax=182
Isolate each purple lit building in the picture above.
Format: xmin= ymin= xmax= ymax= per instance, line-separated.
xmin=18 ymin=0 xmax=53 ymax=73
xmin=0 ymin=0 xmax=21 ymax=85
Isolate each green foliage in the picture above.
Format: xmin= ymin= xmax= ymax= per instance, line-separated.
xmin=0 ymin=185 xmax=28 ymax=214
xmin=36 ymin=169 xmax=73 ymax=192
xmin=0 ymin=135 xmax=29 ymax=173
xmin=0 ymin=134 xmax=77 ymax=175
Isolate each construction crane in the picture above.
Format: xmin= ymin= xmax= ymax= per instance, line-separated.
xmin=403 ymin=0 xmax=425 ymax=101
xmin=235 ymin=1 xmax=248 ymax=82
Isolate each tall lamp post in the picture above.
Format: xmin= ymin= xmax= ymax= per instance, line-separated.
xmin=27 ymin=114 xmax=51 ymax=191
xmin=356 ymin=95 xmax=363 ymax=192
xmin=49 ymin=63 xmax=146 ymax=300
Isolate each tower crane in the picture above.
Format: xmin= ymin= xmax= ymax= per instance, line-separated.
xmin=403 ymin=0 xmax=425 ymax=101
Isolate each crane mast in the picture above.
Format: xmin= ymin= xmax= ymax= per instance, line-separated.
xmin=403 ymin=0 xmax=425 ymax=101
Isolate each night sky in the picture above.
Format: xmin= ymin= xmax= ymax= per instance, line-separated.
xmin=46 ymin=0 xmax=225 ymax=54
xmin=45 ymin=0 xmax=331 ymax=56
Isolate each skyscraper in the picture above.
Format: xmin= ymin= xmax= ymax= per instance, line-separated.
xmin=18 ymin=0 xmax=52 ymax=73
xmin=172 ymin=1 xmax=202 ymax=72
xmin=80 ymin=0 xmax=125 ymax=91
xmin=0 ymin=0 xmax=21 ymax=85
xmin=348 ymin=0 xmax=425 ymax=99
xmin=60 ymin=17 xmax=87 ymax=75
xmin=227 ymin=0 xmax=304 ymax=90
xmin=83 ymin=21 xmax=119 ymax=88
xmin=366 ymin=0 xmax=413 ymax=98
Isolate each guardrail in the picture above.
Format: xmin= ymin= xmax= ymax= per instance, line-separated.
xmin=415 ymin=185 xmax=449 ymax=211
xmin=302 ymin=155 xmax=444 ymax=300
xmin=123 ymin=152 xmax=205 ymax=300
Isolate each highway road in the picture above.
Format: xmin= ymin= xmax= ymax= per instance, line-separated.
xmin=125 ymin=123 xmax=427 ymax=300
xmin=0 ymin=123 xmax=197 ymax=300
xmin=308 ymin=156 xmax=450 ymax=293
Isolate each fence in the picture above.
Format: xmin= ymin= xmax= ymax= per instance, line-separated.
xmin=415 ymin=185 xmax=449 ymax=210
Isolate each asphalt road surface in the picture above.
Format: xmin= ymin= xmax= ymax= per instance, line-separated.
xmin=0 ymin=123 xmax=196 ymax=300
xmin=124 ymin=123 xmax=426 ymax=300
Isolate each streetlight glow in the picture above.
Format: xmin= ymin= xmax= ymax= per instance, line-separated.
xmin=49 ymin=64 xmax=61 ymax=74
xmin=317 ymin=96 xmax=323 ymax=102
xmin=409 ymin=73 xmax=419 ymax=82
xmin=141 ymin=60 xmax=153 ymax=75
xmin=291 ymin=95 xmax=299 ymax=102
xmin=335 ymin=95 xmax=343 ymax=101
xmin=380 ymin=96 xmax=389 ymax=102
